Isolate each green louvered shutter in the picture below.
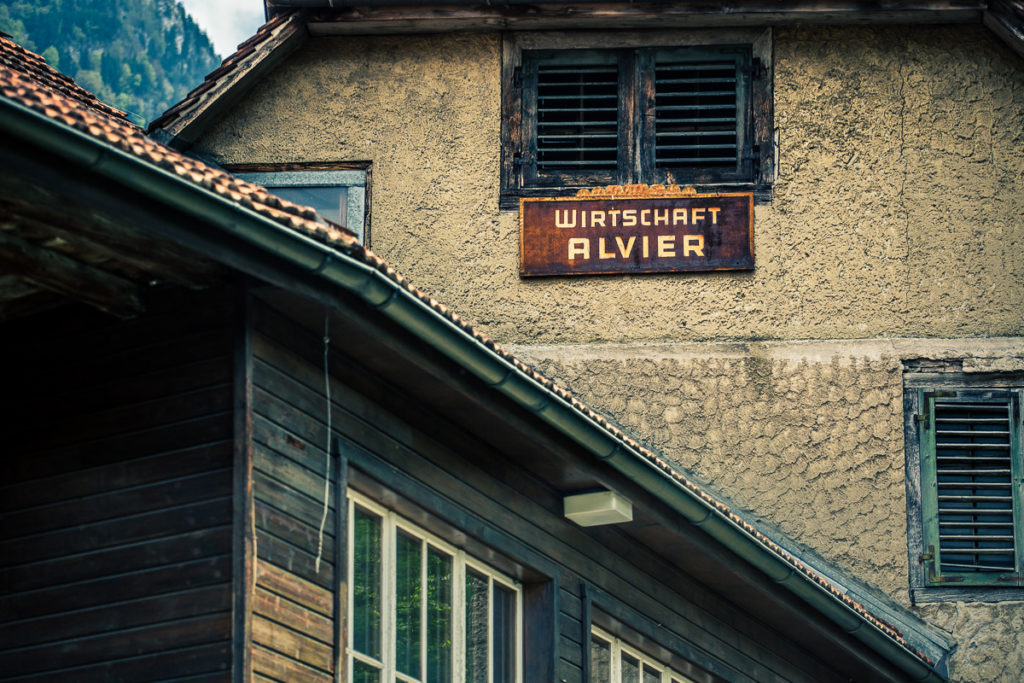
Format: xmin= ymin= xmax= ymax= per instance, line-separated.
xmin=919 ymin=389 xmax=1024 ymax=585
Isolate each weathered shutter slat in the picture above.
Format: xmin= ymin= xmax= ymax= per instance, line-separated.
xmin=932 ymin=396 xmax=1019 ymax=578
xmin=654 ymin=58 xmax=739 ymax=169
xmin=535 ymin=62 xmax=619 ymax=171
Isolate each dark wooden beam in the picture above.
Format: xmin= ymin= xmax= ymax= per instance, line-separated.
xmin=305 ymin=1 xmax=985 ymax=34
xmin=985 ymin=0 xmax=1024 ymax=59
xmin=0 ymin=231 xmax=144 ymax=318
xmin=0 ymin=170 xmax=225 ymax=290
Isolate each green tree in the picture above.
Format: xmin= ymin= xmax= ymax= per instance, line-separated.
xmin=0 ymin=0 xmax=220 ymax=125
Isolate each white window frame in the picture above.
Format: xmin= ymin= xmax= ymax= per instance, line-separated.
xmin=238 ymin=169 xmax=367 ymax=244
xmin=591 ymin=626 xmax=695 ymax=683
xmin=348 ymin=490 xmax=524 ymax=683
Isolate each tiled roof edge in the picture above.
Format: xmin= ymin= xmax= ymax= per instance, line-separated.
xmin=147 ymin=10 xmax=306 ymax=143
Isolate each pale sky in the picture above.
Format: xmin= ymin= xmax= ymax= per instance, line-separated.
xmin=178 ymin=0 xmax=267 ymax=58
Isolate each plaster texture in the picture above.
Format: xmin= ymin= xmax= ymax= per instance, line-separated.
xmin=195 ymin=23 xmax=1024 ymax=683
xmin=514 ymin=340 xmax=1024 ymax=683
xmin=198 ymin=26 xmax=1023 ymax=345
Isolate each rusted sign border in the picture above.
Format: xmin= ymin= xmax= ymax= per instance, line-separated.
xmin=519 ymin=188 xmax=755 ymax=277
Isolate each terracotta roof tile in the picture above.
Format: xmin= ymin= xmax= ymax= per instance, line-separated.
xmin=0 ymin=33 xmax=355 ymax=249
xmin=0 ymin=31 xmax=130 ymax=122
xmin=147 ymin=12 xmax=296 ymax=134
xmin=0 ymin=32 xmax=938 ymax=674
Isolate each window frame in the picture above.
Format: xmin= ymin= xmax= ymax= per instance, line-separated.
xmin=500 ymin=29 xmax=774 ymax=210
xmin=226 ymin=162 xmax=371 ymax=245
xmin=590 ymin=626 xmax=697 ymax=683
xmin=903 ymin=370 xmax=1024 ymax=602
xmin=347 ymin=489 xmax=524 ymax=683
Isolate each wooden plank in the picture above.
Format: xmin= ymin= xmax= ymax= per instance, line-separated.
xmin=232 ymin=290 xmax=255 ymax=683
xmin=14 ymin=642 xmax=231 ymax=683
xmin=0 ymin=525 xmax=233 ymax=593
xmin=252 ymin=644 xmax=332 ymax=683
xmin=0 ymin=583 xmax=230 ymax=649
xmin=254 ymin=441 xmax=331 ymax=514
xmin=256 ymin=561 xmax=333 ymax=618
xmin=253 ymin=411 xmax=334 ymax=484
xmin=34 ymin=354 xmax=233 ymax=423
xmin=0 ymin=230 xmax=144 ymax=318
xmin=253 ymin=587 xmax=333 ymax=645
xmin=0 ymin=441 xmax=232 ymax=511
xmin=0 ymin=555 xmax=232 ymax=622
xmin=257 ymin=531 xmax=334 ymax=590
xmin=0 ymin=613 xmax=232 ymax=677
xmin=2 ymin=468 xmax=232 ymax=539
xmin=255 ymin=499 xmax=335 ymax=564
xmin=334 ymin=450 xmax=347 ymax=683
xmin=11 ymin=383 xmax=233 ymax=452
xmin=0 ymin=496 xmax=231 ymax=567
xmin=305 ymin=4 xmax=983 ymax=35
xmin=252 ymin=614 xmax=334 ymax=673
xmin=255 ymin=469 xmax=336 ymax=535
xmin=3 ymin=414 xmax=232 ymax=485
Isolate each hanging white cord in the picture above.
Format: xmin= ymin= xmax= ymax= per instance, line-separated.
xmin=314 ymin=314 xmax=331 ymax=573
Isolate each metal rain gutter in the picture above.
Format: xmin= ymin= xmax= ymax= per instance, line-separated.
xmin=0 ymin=94 xmax=947 ymax=682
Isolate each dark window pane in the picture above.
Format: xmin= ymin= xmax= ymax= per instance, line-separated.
xmin=270 ymin=186 xmax=349 ymax=227
xmin=643 ymin=663 xmax=662 ymax=683
xmin=352 ymin=659 xmax=381 ymax=683
xmin=492 ymin=583 xmax=516 ymax=683
xmin=465 ymin=570 xmax=489 ymax=683
xmin=622 ymin=653 xmax=641 ymax=683
xmin=591 ymin=636 xmax=611 ymax=683
xmin=427 ymin=548 xmax=453 ymax=683
xmin=396 ymin=531 xmax=422 ymax=677
xmin=353 ymin=507 xmax=382 ymax=659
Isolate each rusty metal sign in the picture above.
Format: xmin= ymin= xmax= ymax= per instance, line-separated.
xmin=519 ymin=185 xmax=753 ymax=277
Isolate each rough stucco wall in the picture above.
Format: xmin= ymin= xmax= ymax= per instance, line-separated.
xmin=518 ymin=345 xmax=1024 ymax=683
xmin=198 ymin=26 xmax=1023 ymax=344
xmin=195 ymin=24 xmax=1024 ymax=682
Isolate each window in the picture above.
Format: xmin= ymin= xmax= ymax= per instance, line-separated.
xmin=591 ymin=627 xmax=696 ymax=683
xmin=904 ymin=371 xmax=1024 ymax=598
xmin=234 ymin=168 xmax=369 ymax=244
xmin=348 ymin=492 xmax=523 ymax=683
xmin=501 ymin=31 xmax=773 ymax=208
xmin=915 ymin=389 xmax=1023 ymax=585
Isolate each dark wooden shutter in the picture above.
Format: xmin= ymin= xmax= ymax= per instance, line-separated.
xmin=921 ymin=390 xmax=1023 ymax=584
xmin=535 ymin=61 xmax=619 ymax=172
xmin=644 ymin=46 xmax=753 ymax=184
xmin=654 ymin=59 xmax=738 ymax=168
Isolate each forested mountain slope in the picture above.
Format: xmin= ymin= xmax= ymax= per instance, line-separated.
xmin=0 ymin=0 xmax=220 ymax=125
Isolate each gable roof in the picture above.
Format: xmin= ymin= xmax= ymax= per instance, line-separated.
xmin=0 ymin=34 xmax=954 ymax=681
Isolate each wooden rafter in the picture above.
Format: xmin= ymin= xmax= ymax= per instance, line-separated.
xmin=0 ymin=231 xmax=144 ymax=318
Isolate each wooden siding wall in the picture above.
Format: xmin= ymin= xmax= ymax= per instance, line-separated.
xmin=250 ymin=304 xmax=338 ymax=682
xmin=0 ymin=294 xmax=237 ymax=681
xmin=247 ymin=295 xmax=849 ymax=683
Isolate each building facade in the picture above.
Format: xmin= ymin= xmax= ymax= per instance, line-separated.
xmin=156 ymin=4 xmax=1024 ymax=681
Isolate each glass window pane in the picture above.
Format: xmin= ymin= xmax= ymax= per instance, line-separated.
xmin=465 ymin=570 xmax=489 ymax=683
xmin=353 ymin=507 xmax=382 ymax=659
xmin=396 ymin=531 xmax=422 ymax=678
xmin=492 ymin=583 xmax=516 ymax=683
xmin=427 ymin=548 xmax=453 ymax=683
xmin=643 ymin=664 xmax=662 ymax=683
xmin=353 ymin=659 xmax=381 ymax=683
xmin=622 ymin=653 xmax=641 ymax=683
xmin=591 ymin=636 xmax=612 ymax=683
xmin=271 ymin=186 xmax=349 ymax=227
